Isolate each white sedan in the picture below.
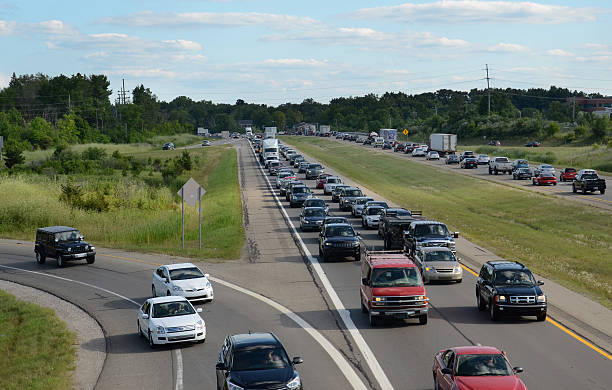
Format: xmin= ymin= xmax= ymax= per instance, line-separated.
xmin=426 ymin=151 xmax=440 ymax=160
xmin=412 ymin=147 xmax=426 ymax=157
xmin=323 ymin=177 xmax=343 ymax=195
xmin=152 ymin=263 xmax=214 ymax=302
xmin=137 ymin=296 xmax=206 ymax=348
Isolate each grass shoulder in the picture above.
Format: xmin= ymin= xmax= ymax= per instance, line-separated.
xmin=0 ymin=290 xmax=76 ymax=390
xmin=281 ymin=136 xmax=612 ymax=309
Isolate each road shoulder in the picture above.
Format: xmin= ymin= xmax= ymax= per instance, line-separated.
xmin=0 ymin=279 xmax=105 ymax=390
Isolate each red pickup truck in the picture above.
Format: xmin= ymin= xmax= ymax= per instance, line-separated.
xmin=360 ymin=251 xmax=428 ymax=326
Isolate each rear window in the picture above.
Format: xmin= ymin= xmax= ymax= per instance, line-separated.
xmin=327 ymin=178 xmax=338 ymax=184
xmin=305 ymin=199 xmax=326 ymax=208
xmin=309 ymin=164 xmax=322 ymax=169
xmin=495 ymin=157 xmax=509 ymax=163
xmin=346 ymin=190 xmax=363 ymax=197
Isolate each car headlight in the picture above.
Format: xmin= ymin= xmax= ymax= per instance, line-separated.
xmin=304 ymin=220 xmax=310 ymax=224
xmin=156 ymin=326 xmax=165 ymax=334
xmin=324 ymin=242 xmax=332 ymax=246
xmin=227 ymin=382 xmax=244 ymax=390
xmin=495 ymin=295 xmax=506 ymax=302
xmin=67 ymin=247 xmax=72 ymax=252
xmin=352 ymin=241 xmax=360 ymax=247
xmin=287 ymin=374 xmax=301 ymax=390
xmin=373 ymin=297 xmax=385 ymax=302
xmin=196 ymin=320 xmax=205 ymax=330
xmin=537 ymin=295 xmax=546 ymax=303
xmin=454 ymin=266 xmax=461 ymax=273
xmin=425 ymin=267 xmax=431 ymax=271
xmin=172 ymin=285 xmax=183 ymax=291
xmin=90 ymin=246 xmax=95 ymax=250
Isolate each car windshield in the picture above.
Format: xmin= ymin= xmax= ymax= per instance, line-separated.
xmin=55 ymin=230 xmax=81 ymax=242
xmin=326 ymin=225 xmax=355 ymax=237
xmin=425 ymin=251 xmax=457 ymax=262
xmin=327 ymin=178 xmax=339 ymax=184
xmin=582 ymin=174 xmax=599 ymax=179
xmin=309 ymin=164 xmax=322 ymax=169
xmin=264 ymin=148 xmax=277 ymax=153
xmin=372 ymin=267 xmax=422 ymax=287
xmin=325 ymin=218 xmax=347 ymax=225
xmin=169 ymin=267 xmax=204 ymax=280
xmin=305 ymin=199 xmax=326 ymax=208
xmin=345 ymin=190 xmax=363 ymax=197
xmin=494 ymin=270 xmax=536 ymax=286
xmin=293 ymin=187 xmax=309 ymax=194
xmin=231 ymin=346 xmax=291 ymax=371
xmin=269 ymin=162 xmax=280 ymax=167
xmin=478 ymin=155 xmax=488 ymax=158
xmin=366 ymin=207 xmax=384 ymax=215
xmin=518 ymin=168 xmax=530 ymax=173
xmin=368 ymin=202 xmax=388 ymax=208
xmin=394 ymin=209 xmax=412 ymax=216
xmin=304 ymin=208 xmax=326 ymax=217
xmin=541 ymin=165 xmax=553 ymax=169
xmin=152 ymin=301 xmax=195 ymax=318
xmin=496 ymin=158 xmax=509 ymax=163
xmin=356 ymin=198 xmax=374 ymax=205
xmin=414 ymin=224 xmax=450 ymax=237
xmin=455 ymin=354 xmax=513 ymax=377
xmin=565 ymin=168 xmax=576 ymax=173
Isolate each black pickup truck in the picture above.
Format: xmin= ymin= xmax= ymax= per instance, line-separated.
xmin=378 ymin=209 xmax=424 ymax=250
xmin=572 ymin=169 xmax=606 ymax=195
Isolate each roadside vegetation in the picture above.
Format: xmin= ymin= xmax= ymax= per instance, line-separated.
xmin=281 ymin=136 xmax=612 ymax=309
xmin=0 ymin=143 xmax=244 ymax=260
xmin=0 ymin=290 xmax=75 ymax=390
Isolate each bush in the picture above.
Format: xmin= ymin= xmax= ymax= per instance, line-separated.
xmin=593 ymin=162 xmax=612 ymax=173
xmin=82 ymin=147 xmax=107 ymax=160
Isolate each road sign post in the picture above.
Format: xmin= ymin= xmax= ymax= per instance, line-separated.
xmin=177 ymin=178 xmax=206 ymax=251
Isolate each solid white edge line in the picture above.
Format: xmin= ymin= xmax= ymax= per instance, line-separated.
xmin=210 ymin=277 xmax=368 ymax=390
xmin=0 ymin=264 xmax=184 ymax=390
xmin=249 ymin=143 xmax=394 ymax=390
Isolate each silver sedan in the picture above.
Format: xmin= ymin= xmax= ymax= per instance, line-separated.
xmin=412 ymin=247 xmax=463 ymax=283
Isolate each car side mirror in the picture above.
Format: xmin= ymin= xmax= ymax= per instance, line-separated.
xmin=319 ymin=232 xmax=324 ymax=237
xmin=537 ymin=280 xmax=544 ymax=286
xmin=54 ymin=238 xmax=59 ymax=243
xmin=215 ymin=362 xmax=226 ymax=370
xmin=513 ymin=367 xmax=524 ymax=374
xmin=453 ymin=232 xmax=459 ymax=238
xmin=292 ymin=356 xmax=303 ymax=365
xmin=164 ymin=277 xmax=170 ymax=283
xmin=361 ymin=277 xmax=370 ymax=286
xmin=196 ymin=308 xmax=203 ymax=313
xmin=441 ymin=368 xmax=452 ymax=375
xmin=142 ymin=314 xmax=149 ymax=319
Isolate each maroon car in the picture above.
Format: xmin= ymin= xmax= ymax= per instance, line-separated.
xmin=316 ymin=173 xmax=332 ymax=189
xmin=432 ymin=346 xmax=527 ymax=390
xmin=533 ymin=173 xmax=557 ymax=186
xmin=559 ymin=168 xmax=577 ymax=182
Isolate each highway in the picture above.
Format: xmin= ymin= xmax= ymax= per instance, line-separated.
xmin=260 ymin=140 xmax=611 ymax=389
xmin=330 ymin=138 xmax=612 ymax=211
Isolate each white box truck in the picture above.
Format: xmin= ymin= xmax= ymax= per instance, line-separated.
xmin=429 ymin=133 xmax=457 ymax=156
xmin=262 ymin=138 xmax=280 ymax=163
xmin=264 ymin=127 xmax=277 ymax=139
xmin=320 ymin=125 xmax=331 ymax=137
xmin=379 ymin=129 xmax=397 ymax=143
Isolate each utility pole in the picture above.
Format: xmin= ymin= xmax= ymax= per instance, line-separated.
xmin=68 ymin=93 xmax=71 ymax=113
xmin=486 ymin=64 xmax=491 ymax=117
xmin=572 ymin=98 xmax=576 ymax=122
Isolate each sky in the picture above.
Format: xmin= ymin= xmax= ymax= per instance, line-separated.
xmin=0 ymin=0 xmax=611 ymax=106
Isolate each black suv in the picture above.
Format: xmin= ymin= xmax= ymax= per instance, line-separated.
xmin=476 ymin=261 xmax=547 ymax=321
xmin=216 ymin=333 xmax=303 ymax=390
xmin=35 ymin=226 xmax=96 ymax=267
xmin=318 ymin=223 xmax=361 ymax=262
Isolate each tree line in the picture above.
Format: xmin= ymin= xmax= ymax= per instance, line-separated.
xmin=1 ymin=72 xmax=610 ymax=168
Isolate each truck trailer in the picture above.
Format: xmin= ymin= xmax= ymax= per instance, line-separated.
xmin=429 ymin=133 xmax=457 ymax=156
xmin=379 ymin=129 xmax=397 ymax=143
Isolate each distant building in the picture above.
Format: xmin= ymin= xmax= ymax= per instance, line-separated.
xmin=593 ymin=108 xmax=612 ymax=118
xmin=567 ymin=97 xmax=612 ymax=113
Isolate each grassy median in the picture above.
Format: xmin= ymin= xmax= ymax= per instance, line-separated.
xmin=0 ymin=290 xmax=75 ymax=390
xmin=281 ymin=136 xmax=612 ymax=309
xmin=0 ymin=145 xmax=244 ymax=260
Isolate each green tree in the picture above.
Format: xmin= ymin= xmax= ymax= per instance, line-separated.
xmin=3 ymin=139 xmax=25 ymax=168
xmin=545 ymin=122 xmax=560 ymax=137
xmin=57 ymin=113 xmax=80 ymax=144
xmin=591 ymin=116 xmax=610 ymax=140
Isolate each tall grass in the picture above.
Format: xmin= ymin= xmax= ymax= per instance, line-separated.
xmin=0 ymin=146 xmax=244 ymax=260
xmin=0 ymin=291 xmax=76 ymax=390
xmin=281 ymin=137 xmax=612 ymax=308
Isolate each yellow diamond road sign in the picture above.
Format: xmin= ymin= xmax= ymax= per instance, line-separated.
xmin=403 ymin=129 xmax=409 ymax=135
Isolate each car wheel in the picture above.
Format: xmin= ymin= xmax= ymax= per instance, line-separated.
xmin=369 ymin=312 xmax=377 ymax=327
xmin=384 ymin=237 xmax=389 ymax=250
xmin=57 ymin=255 xmax=65 ymax=268
xmin=490 ymin=301 xmax=500 ymax=321
xmin=148 ymin=331 xmax=156 ymax=349
xmin=86 ymin=256 xmax=95 ymax=264
xmin=456 ymin=279 xmax=462 ymax=284
xmin=572 ymin=184 xmax=577 ymax=193
xmin=152 ymin=285 xmax=156 ymax=297
xmin=488 ymin=168 xmax=492 ymax=175
xmin=477 ymin=291 xmax=486 ymax=311
xmin=362 ymin=219 xmax=365 ymax=228
xmin=601 ymin=189 xmax=606 ymax=195
xmin=582 ymin=187 xmax=586 ymax=194
xmin=137 ymin=321 xmax=143 ymax=337
xmin=419 ymin=315 xmax=428 ymax=325
xmin=434 ymin=375 xmax=440 ymax=390
xmin=354 ymin=251 xmax=361 ymax=262
xmin=536 ymin=312 xmax=547 ymax=322
xmin=36 ymin=251 xmax=46 ymax=265
xmin=361 ymin=298 xmax=367 ymax=313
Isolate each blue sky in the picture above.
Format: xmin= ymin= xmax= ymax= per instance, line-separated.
xmin=1 ymin=1 xmax=610 ymax=105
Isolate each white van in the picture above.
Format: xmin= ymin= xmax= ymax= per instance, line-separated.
xmin=374 ymin=137 xmax=384 ymax=148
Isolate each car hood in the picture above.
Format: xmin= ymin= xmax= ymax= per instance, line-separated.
xmin=153 ymin=314 xmax=200 ymax=328
xmin=426 ymin=261 xmax=459 ymax=270
xmin=494 ymin=285 xmax=542 ymax=296
xmin=292 ymin=193 xmax=310 ymax=198
xmin=57 ymin=241 xmax=91 ymax=250
xmin=372 ymin=286 xmax=425 ymax=296
xmin=325 ymin=236 xmax=358 ymax=243
xmin=418 ymin=236 xmax=453 ymax=243
xmin=229 ymin=367 xmax=294 ymax=388
xmin=303 ymin=216 xmax=326 ymax=222
xmin=455 ymin=375 xmax=525 ymax=390
xmin=171 ymin=278 xmax=208 ymax=290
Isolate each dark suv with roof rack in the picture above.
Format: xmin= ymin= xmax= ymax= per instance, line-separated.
xmin=35 ymin=226 xmax=96 ymax=267
xmin=216 ymin=332 xmax=303 ymax=390
xmin=476 ymin=261 xmax=547 ymax=321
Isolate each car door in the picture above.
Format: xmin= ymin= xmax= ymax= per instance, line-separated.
xmin=440 ymin=350 xmax=455 ymax=390
xmin=414 ymin=250 xmax=425 ymax=275
xmin=153 ymin=268 xmax=164 ymax=294
xmin=139 ymin=301 xmax=150 ymax=334
xmin=48 ymin=233 xmax=58 ymax=259
xmin=216 ymin=338 xmax=232 ymax=389
xmin=481 ymin=266 xmax=494 ymax=305
xmin=360 ymin=261 xmax=372 ymax=308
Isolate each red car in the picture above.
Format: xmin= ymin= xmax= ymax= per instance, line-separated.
xmin=559 ymin=167 xmax=577 ymax=182
xmin=316 ymin=173 xmax=333 ymax=189
xmin=532 ymin=173 xmax=557 ymax=186
xmin=432 ymin=346 xmax=527 ymax=390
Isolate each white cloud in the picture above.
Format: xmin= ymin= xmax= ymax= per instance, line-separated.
xmin=0 ymin=72 xmax=9 ymax=88
xmin=99 ymin=11 xmax=321 ymax=29
xmin=351 ymin=1 xmax=597 ymax=24
xmin=547 ymin=48 xmax=573 ymax=57
xmin=0 ymin=19 xmax=15 ymax=35
xmin=104 ymin=67 xmax=178 ymax=79
xmin=489 ymin=42 xmax=530 ymax=53
xmin=264 ymin=58 xmax=327 ymax=67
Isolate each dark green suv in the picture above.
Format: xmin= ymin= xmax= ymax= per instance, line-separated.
xmin=35 ymin=226 xmax=96 ymax=267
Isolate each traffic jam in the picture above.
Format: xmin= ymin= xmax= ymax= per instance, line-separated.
xmin=252 ymin=135 xmax=542 ymax=390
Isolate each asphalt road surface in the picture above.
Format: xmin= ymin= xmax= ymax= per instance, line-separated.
xmin=260 ymin=142 xmax=611 ymax=389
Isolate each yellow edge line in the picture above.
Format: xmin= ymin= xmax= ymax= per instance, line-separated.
xmin=460 ymin=263 xmax=612 ymax=361
xmin=580 ymin=195 xmax=612 ymax=204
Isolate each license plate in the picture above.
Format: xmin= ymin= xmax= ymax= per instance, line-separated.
xmin=74 ymin=253 xmax=87 ymax=258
